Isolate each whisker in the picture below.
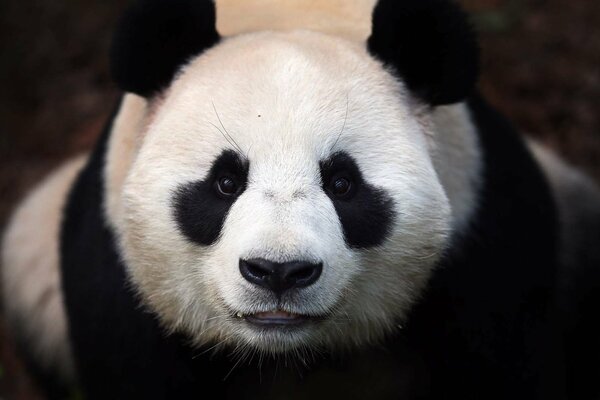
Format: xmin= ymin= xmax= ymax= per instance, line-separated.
xmin=330 ymin=94 xmax=349 ymax=153
xmin=245 ymin=143 xmax=254 ymax=160
xmin=223 ymin=342 xmax=252 ymax=380
xmin=212 ymin=101 xmax=246 ymax=157
xmin=193 ymin=334 xmax=233 ymax=359
xmin=209 ymin=121 xmax=241 ymax=155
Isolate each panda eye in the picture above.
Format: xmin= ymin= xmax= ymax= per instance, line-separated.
xmin=215 ymin=176 xmax=239 ymax=197
xmin=329 ymin=176 xmax=353 ymax=198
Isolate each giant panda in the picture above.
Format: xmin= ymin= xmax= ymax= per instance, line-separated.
xmin=2 ymin=0 xmax=600 ymax=398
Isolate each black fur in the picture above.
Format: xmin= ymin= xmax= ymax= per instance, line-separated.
xmin=173 ymin=150 xmax=249 ymax=246
xmin=367 ymin=0 xmax=479 ymax=105
xmin=60 ymin=94 xmax=572 ymax=399
xmin=555 ymin=190 xmax=600 ymax=399
xmin=61 ymin=102 xmax=224 ymax=398
xmin=402 ymin=94 xmax=566 ymax=399
xmin=110 ymin=0 xmax=219 ymax=97
xmin=59 ymin=104 xmax=421 ymax=399
xmin=55 ymin=0 xmax=589 ymax=398
xmin=320 ymin=151 xmax=395 ymax=248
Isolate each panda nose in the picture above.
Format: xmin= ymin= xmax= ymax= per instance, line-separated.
xmin=239 ymin=258 xmax=322 ymax=294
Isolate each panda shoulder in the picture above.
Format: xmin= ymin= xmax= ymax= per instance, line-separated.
xmin=1 ymin=154 xmax=88 ymax=383
xmin=527 ymin=140 xmax=600 ymax=262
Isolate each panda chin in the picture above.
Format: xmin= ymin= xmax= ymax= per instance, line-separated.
xmin=217 ymin=309 xmax=327 ymax=354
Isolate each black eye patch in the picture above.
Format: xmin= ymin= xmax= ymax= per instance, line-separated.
xmin=173 ymin=150 xmax=249 ymax=246
xmin=320 ymin=152 xmax=396 ymax=249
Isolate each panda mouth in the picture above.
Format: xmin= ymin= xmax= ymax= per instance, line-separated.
xmin=239 ymin=310 xmax=312 ymax=326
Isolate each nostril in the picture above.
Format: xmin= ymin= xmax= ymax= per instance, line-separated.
xmin=289 ymin=267 xmax=313 ymax=281
xmin=248 ymin=261 xmax=269 ymax=278
xmin=239 ymin=259 xmax=274 ymax=284
xmin=282 ymin=261 xmax=322 ymax=289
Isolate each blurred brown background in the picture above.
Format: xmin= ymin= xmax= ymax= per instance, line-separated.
xmin=0 ymin=0 xmax=599 ymax=398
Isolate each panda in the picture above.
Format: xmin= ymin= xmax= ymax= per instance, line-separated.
xmin=2 ymin=0 xmax=600 ymax=398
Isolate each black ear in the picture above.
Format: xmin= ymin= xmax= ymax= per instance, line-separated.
xmin=110 ymin=0 xmax=220 ymax=97
xmin=367 ymin=0 xmax=479 ymax=106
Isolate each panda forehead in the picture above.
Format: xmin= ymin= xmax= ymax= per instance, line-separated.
xmin=141 ymin=30 xmax=431 ymax=186
xmin=152 ymin=31 xmax=415 ymax=145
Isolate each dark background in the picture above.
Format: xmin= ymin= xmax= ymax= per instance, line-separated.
xmin=0 ymin=0 xmax=599 ymax=398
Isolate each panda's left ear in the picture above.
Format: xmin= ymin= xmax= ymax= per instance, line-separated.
xmin=367 ymin=0 xmax=479 ymax=106
xmin=110 ymin=0 xmax=220 ymax=97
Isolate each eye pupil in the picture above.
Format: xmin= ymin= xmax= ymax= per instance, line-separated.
xmin=217 ymin=176 xmax=238 ymax=196
xmin=332 ymin=177 xmax=351 ymax=196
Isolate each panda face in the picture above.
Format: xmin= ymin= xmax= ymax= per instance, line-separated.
xmin=119 ymin=31 xmax=451 ymax=354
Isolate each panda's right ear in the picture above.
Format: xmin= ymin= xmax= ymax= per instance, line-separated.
xmin=110 ymin=0 xmax=220 ymax=98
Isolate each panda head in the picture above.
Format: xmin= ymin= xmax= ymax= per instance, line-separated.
xmin=110 ymin=0 xmax=478 ymax=354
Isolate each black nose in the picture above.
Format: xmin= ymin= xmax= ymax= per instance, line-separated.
xmin=239 ymin=258 xmax=322 ymax=294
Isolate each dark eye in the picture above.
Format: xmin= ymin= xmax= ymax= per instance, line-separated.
xmin=330 ymin=177 xmax=352 ymax=197
xmin=215 ymin=176 xmax=239 ymax=197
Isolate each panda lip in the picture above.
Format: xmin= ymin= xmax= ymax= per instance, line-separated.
xmin=243 ymin=310 xmax=310 ymax=326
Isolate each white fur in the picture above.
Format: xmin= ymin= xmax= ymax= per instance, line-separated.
xmin=528 ymin=141 xmax=600 ymax=266
xmin=104 ymin=93 xmax=149 ymax=232
xmin=1 ymin=155 xmax=87 ymax=381
xmin=2 ymin=2 xmax=484 ymax=367
xmin=528 ymin=140 xmax=600 ymax=211
xmin=430 ymin=104 xmax=482 ymax=234
xmin=117 ymin=31 xmax=456 ymax=353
